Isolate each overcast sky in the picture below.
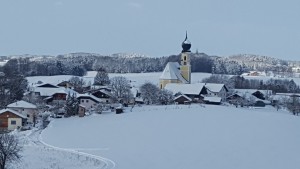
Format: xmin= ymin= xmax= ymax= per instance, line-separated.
xmin=1 ymin=0 xmax=300 ymax=60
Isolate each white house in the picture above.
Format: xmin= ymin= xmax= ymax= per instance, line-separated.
xmin=77 ymin=94 xmax=101 ymax=110
xmin=204 ymin=83 xmax=228 ymax=101
xmin=7 ymin=100 xmax=38 ymax=124
xmin=164 ymin=83 xmax=207 ymax=101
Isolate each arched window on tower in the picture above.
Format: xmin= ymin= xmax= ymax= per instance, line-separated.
xmin=184 ymin=56 xmax=187 ymax=61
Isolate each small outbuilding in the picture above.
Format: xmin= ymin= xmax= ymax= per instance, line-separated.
xmin=203 ymin=97 xmax=222 ymax=105
xmin=174 ymin=94 xmax=192 ymax=104
xmin=78 ymin=105 xmax=86 ymax=117
xmin=116 ymin=108 xmax=123 ymax=114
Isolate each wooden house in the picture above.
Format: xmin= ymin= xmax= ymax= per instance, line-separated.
xmin=0 ymin=109 xmax=27 ymax=131
xmin=174 ymin=95 xmax=192 ymax=104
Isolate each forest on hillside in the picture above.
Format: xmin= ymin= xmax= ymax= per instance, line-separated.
xmin=0 ymin=52 xmax=294 ymax=77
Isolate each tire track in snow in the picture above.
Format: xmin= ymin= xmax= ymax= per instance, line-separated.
xmin=28 ymin=129 xmax=116 ymax=169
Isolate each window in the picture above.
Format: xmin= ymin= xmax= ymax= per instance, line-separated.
xmin=27 ymin=114 xmax=30 ymax=118
xmin=86 ymin=100 xmax=89 ymax=103
xmin=11 ymin=120 xmax=16 ymax=125
xmin=81 ymin=100 xmax=84 ymax=103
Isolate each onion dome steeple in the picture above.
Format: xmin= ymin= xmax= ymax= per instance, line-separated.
xmin=181 ymin=31 xmax=191 ymax=53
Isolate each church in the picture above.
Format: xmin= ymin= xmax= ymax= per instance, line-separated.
xmin=159 ymin=32 xmax=192 ymax=89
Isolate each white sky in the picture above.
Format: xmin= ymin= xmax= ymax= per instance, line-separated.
xmin=0 ymin=0 xmax=300 ymax=60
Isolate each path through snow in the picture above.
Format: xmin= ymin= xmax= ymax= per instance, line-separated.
xmin=11 ymin=128 xmax=115 ymax=169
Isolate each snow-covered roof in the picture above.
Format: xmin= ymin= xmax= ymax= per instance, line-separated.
xmin=99 ymin=89 xmax=112 ymax=97
xmin=276 ymin=93 xmax=300 ymax=97
xmin=0 ymin=108 xmax=27 ymax=119
xmin=7 ymin=100 xmax=37 ymax=109
xmin=135 ymin=97 xmax=144 ymax=102
xmin=159 ymin=62 xmax=188 ymax=83
xmin=54 ymin=90 xmax=68 ymax=94
xmin=270 ymin=94 xmax=291 ymax=101
xmin=205 ymin=83 xmax=226 ymax=93
xmin=174 ymin=94 xmax=192 ymax=101
xmin=165 ymin=83 xmax=205 ymax=95
xmin=204 ymin=97 xmax=222 ymax=103
xmin=230 ymin=92 xmax=271 ymax=104
xmin=77 ymin=93 xmax=101 ymax=103
xmin=234 ymin=89 xmax=272 ymax=95
xmin=32 ymin=86 xmax=76 ymax=97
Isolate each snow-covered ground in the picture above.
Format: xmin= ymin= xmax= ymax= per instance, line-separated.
xmin=39 ymin=105 xmax=300 ymax=169
xmin=26 ymin=72 xmax=212 ymax=87
xmin=26 ymin=71 xmax=300 ymax=88
xmin=10 ymin=129 xmax=107 ymax=169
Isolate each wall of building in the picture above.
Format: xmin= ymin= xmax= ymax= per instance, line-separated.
xmin=159 ymin=79 xmax=181 ymax=89
xmin=180 ymin=52 xmax=191 ymax=83
xmin=9 ymin=107 xmax=37 ymax=124
xmin=79 ymin=98 xmax=98 ymax=109
xmin=8 ymin=118 xmax=22 ymax=130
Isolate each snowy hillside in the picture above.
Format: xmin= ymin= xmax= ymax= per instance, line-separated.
xmin=26 ymin=72 xmax=212 ymax=88
xmin=40 ymin=105 xmax=300 ymax=169
xmin=225 ymin=54 xmax=289 ymax=71
xmin=26 ymin=71 xmax=300 ymax=89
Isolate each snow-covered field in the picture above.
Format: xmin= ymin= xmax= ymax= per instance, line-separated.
xmin=39 ymin=105 xmax=300 ymax=169
xmin=21 ymin=72 xmax=300 ymax=168
xmin=26 ymin=72 xmax=212 ymax=87
xmin=26 ymin=71 xmax=300 ymax=87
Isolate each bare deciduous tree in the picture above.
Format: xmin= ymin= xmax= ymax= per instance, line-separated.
xmin=110 ymin=76 xmax=132 ymax=104
xmin=94 ymin=67 xmax=110 ymax=86
xmin=0 ymin=134 xmax=23 ymax=169
xmin=140 ymin=82 xmax=159 ymax=105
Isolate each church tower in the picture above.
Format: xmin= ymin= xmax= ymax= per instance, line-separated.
xmin=180 ymin=31 xmax=191 ymax=83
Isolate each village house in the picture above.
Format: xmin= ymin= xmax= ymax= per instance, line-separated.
xmin=0 ymin=109 xmax=27 ymax=131
xmin=174 ymin=94 xmax=192 ymax=104
xmin=6 ymin=100 xmax=38 ymax=124
xmin=28 ymin=83 xmax=77 ymax=104
xmin=203 ymin=96 xmax=222 ymax=105
xmin=57 ymin=81 xmax=74 ymax=89
xmin=227 ymin=89 xmax=272 ymax=107
xmin=77 ymin=93 xmax=101 ymax=110
xmin=90 ymin=89 xmax=112 ymax=103
xmin=234 ymin=89 xmax=272 ymax=100
xmin=165 ymin=83 xmax=207 ymax=102
xmin=204 ymin=83 xmax=228 ymax=101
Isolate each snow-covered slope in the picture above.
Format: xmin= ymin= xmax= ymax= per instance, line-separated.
xmin=41 ymin=105 xmax=300 ymax=169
